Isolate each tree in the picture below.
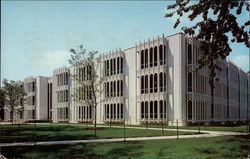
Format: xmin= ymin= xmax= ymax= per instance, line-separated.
xmin=166 ymin=0 xmax=249 ymax=120
xmin=0 ymin=89 xmax=5 ymax=120
xmin=1 ymin=79 xmax=26 ymax=124
xmin=69 ymin=45 xmax=106 ymax=137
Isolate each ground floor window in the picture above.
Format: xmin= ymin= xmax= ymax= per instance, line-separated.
xmin=57 ymin=107 xmax=69 ymax=120
xmin=104 ymin=103 xmax=124 ymax=121
xmin=141 ymin=100 xmax=167 ymax=121
xmin=78 ymin=106 xmax=92 ymax=121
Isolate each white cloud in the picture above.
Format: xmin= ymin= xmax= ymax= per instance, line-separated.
xmin=229 ymin=54 xmax=250 ymax=72
xmin=21 ymin=51 xmax=70 ymax=69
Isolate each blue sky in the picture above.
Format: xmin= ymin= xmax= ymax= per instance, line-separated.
xmin=1 ymin=1 xmax=249 ymax=81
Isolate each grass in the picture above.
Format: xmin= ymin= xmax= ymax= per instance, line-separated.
xmin=1 ymin=135 xmax=249 ymax=159
xmin=100 ymin=123 xmax=250 ymax=132
xmin=0 ymin=123 xmax=195 ymax=143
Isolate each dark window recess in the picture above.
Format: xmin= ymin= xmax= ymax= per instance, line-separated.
xmin=150 ymin=48 xmax=153 ymax=67
xmin=188 ymin=101 xmax=192 ymax=120
xmin=154 ymin=46 xmax=157 ymax=66
xmin=188 ymin=44 xmax=192 ymax=64
xmin=154 ymin=73 xmax=158 ymax=92
xmin=141 ymin=102 xmax=144 ymax=119
xmin=145 ymin=49 xmax=148 ymax=68
xmin=141 ymin=50 xmax=144 ymax=69
xmin=141 ymin=76 xmax=144 ymax=94
xmin=188 ymin=72 xmax=192 ymax=92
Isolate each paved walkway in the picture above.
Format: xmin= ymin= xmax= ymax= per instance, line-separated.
xmin=0 ymin=125 xmax=249 ymax=147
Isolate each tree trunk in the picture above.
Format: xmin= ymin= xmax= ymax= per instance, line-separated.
xmin=209 ymin=60 xmax=215 ymax=122
xmin=211 ymin=81 xmax=214 ymax=121
xmin=11 ymin=109 xmax=14 ymax=125
xmin=94 ymin=105 xmax=97 ymax=137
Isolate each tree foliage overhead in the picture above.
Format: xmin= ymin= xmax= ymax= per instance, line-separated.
xmin=166 ymin=0 xmax=249 ymax=69
xmin=166 ymin=0 xmax=249 ymax=86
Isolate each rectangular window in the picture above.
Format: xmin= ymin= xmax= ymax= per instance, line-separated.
xmin=32 ymin=82 xmax=35 ymax=92
xmin=32 ymin=96 xmax=35 ymax=105
xmin=121 ymin=104 xmax=123 ymax=119
xmin=32 ymin=110 xmax=35 ymax=119
xmin=107 ymin=104 xmax=109 ymax=119
xmin=141 ymin=103 xmax=144 ymax=119
xmin=117 ymin=104 xmax=120 ymax=119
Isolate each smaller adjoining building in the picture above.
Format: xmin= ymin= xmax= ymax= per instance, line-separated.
xmin=4 ymin=76 xmax=49 ymax=121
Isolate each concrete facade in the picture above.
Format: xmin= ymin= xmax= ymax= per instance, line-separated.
xmin=2 ymin=33 xmax=250 ymax=125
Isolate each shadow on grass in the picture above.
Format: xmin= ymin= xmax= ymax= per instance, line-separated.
xmin=1 ymin=141 xmax=146 ymax=159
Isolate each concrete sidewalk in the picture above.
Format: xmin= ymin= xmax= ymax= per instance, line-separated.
xmin=0 ymin=126 xmax=249 ymax=147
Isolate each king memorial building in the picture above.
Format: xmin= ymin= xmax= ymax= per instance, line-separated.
xmin=3 ymin=33 xmax=250 ymax=126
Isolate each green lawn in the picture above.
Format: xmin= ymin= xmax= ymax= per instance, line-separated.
xmin=1 ymin=135 xmax=249 ymax=159
xmin=0 ymin=124 xmax=195 ymax=143
xmin=101 ymin=123 xmax=250 ymax=132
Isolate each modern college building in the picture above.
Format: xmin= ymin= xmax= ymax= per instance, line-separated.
xmin=3 ymin=33 xmax=250 ymax=126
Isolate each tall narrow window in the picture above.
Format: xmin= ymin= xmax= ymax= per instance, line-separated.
xmin=141 ymin=50 xmax=144 ymax=69
xmin=150 ymin=47 xmax=153 ymax=67
xmin=121 ymin=103 xmax=124 ymax=119
xmin=164 ymin=73 xmax=166 ymax=91
xmin=114 ymin=104 xmax=116 ymax=120
xmin=32 ymin=82 xmax=35 ymax=92
xmin=121 ymin=57 xmax=123 ymax=73
xmin=111 ymin=104 xmax=113 ymax=119
xmin=154 ymin=73 xmax=158 ymax=93
xmin=117 ymin=103 xmax=121 ymax=119
xmin=145 ymin=101 xmax=148 ymax=119
xmin=105 ymin=104 xmax=107 ymax=119
xmin=150 ymin=74 xmax=153 ymax=93
xmin=66 ymin=72 xmax=69 ymax=84
xmin=113 ymin=58 xmax=116 ymax=75
xmin=89 ymin=106 xmax=92 ymax=119
xmin=107 ymin=104 xmax=109 ymax=119
xmin=154 ymin=46 xmax=157 ymax=66
xmin=32 ymin=96 xmax=35 ymax=105
xmin=117 ymin=57 xmax=120 ymax=74
xmin=110 ymin=59 xmax=113 ymax=75
xmin=141 ymin=76 xmax=144 ymax=94
xmin=66 ymin=107 xmax=69 ymax=119
xmin=145 ymin=75 xmax=148 ymax=93
xmin=83 ymin=67 xmax=85 ymax=81
xmin=66 ymin=90 xmax=68 ymax=102
xmin=104 ymin=83 xmax=107 ymax=98
xmin=145 ymin=49 xmax=148 ymax=68
xmin=159 ymin=45 xmax=163 ymax=65
xmin=160 ymin=100 xmax=163 ymax=118
xmin=121 ymin=80 xmax=123 ymax=96
xmin=188 ymin=44 xmax=192 ymax=64
xmin=111 ymin=81 xmax=113 ymax=97
xmin=164 ymin=101 xmax=167 ymax=118
xmin=141 ymin=102 xmax=144 ymax=119
xmin=107 ymin=82 xmax=109 ymax=97
xmin=154 ymin=101 xmax=158 ymax=118
xmin=107 ymin=60 xmax=109 ymax=76
xmin=104 ymin=61 xmax=107 ymax=76
xmin=86 ymin=66 xmax=89 ymax=80
xmin=117 ymin=80 xmax=120 ymax=97
xmin=150 ymin=101 xmax=153 ymax=118
xmin=159 ymin=72 xmax=163 ymax=92
xmin=164 ymin=45 xmax=166 ymax=65
xmin=188 ymin=101 xmax=192 ymax=120
xmin=114 ymin=81 xmax=116 ymax=97
xmin=188 ymin=72 xmax=192 ymax=92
